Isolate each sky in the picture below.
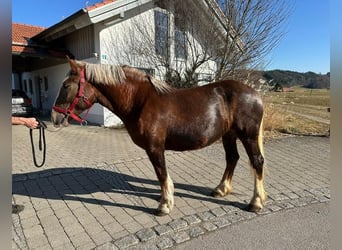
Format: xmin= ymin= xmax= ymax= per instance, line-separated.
xmin=12 ymin=0 xmax=330 ymax=74
xmin=265 ymin=0 xmax=330 ymax=74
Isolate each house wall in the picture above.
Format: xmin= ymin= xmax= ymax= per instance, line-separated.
xmin=96 ymin=3 xmax=218 ymax=127
xmin=15 ymin=1 xmax=223 ymax=127
xmin=56 ymin=25 xmax=96 ymax=60
xmin=19 ymin=61 xmax=105 ymax=124
xmin=98 ymin=5 xmax=217 ymax=81
xmin=21 ymin=64 xmax=69 ymax=115
xmin=97 ymin=7 xmax=157 ymax=127
xmin=98 ymin=8 xmax=155 ymax=68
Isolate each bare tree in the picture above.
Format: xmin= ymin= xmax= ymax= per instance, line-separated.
xmin=214 ymin=0 xmax=292 ymax=81
xmin=102 ymin=0 xmax=291 ymax=87
xmin=102 ymin=0 xmax=221 ymax=88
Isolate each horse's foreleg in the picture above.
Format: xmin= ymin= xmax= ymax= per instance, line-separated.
xmin=212 ymin=133 xmax=239 ymax=197
xmin=242 ymin=137 xmax=266 ymax=212
xmin=146 ymin=148 xmax=174 ymax=216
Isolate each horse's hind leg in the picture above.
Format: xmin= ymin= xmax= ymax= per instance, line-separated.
xmin=241 ymin=136 xmax=266 ymax=212
xmin=146 ymin=148 xmax=174 ymax=216
xmin=212 ymin=132 xmax=239 ymax=197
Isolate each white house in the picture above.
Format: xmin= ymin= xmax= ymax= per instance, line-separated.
xmin=12 ymin=0 xmax=237 ymax=127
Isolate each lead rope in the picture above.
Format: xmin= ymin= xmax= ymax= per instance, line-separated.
xmin=29 ymin=119 xmax=47 ymax=168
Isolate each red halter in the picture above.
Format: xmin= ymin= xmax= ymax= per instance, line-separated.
xmin=52 ymin=68 xmax=93 ymax=125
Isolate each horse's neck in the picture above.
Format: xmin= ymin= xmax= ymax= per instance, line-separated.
xmin=95 ymin=80 xmax=149 ymax=120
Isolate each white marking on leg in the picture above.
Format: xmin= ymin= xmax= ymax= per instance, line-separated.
xmin=250 ymin=168 xmax=266 ymax=209
xmin=159 ymin=174 xmax=174 ymax=214
xmin=213 ymin=178 xmax=233 ymax=197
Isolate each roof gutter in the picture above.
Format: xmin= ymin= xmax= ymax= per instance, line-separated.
xmin=33 ymin=9 xmax=90 ymax=42
xmin=33 ymin=0 xmax=153 ymax=43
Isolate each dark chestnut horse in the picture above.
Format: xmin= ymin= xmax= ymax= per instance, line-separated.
xmin=51 ymin=58 xmax=266 ymax=215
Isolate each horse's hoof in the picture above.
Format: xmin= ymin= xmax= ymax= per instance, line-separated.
xmin=155 ymin=209 xmax=169 ymax=216
xmin=211 ymin=190 xmax=222 ymax=197
xmin=156 ymin=203 xmax=171 ymax=216
xmin=211 ymin=188 xmax=229 ymax=197
xmin=247 ymin=203 xmax=262 ymax=213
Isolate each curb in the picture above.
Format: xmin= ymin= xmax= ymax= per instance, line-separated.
xmin=94 ymin=187 xmax=330 ymax=249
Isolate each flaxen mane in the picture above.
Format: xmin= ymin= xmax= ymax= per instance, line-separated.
xmin=85 ymin=63 xmax=126 ymax=85
xmin=83 ymin=62 xmax=173 ymax=94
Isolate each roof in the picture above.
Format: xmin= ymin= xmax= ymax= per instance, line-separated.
xmin=86 ymin=0 xmax=117 ymax=11
xmin=14 ymin=0 xmax=242 ymax=58
xmin=12 ymin=23 xmax=68 ymax=58
xmin=33 ymin=0 xmax=152 ymax=42
xmin=12 ymin=23 xmax=46 ymax=45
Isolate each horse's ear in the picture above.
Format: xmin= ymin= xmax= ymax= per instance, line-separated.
xmin=66 ymin=56 xmax=79 ymax=73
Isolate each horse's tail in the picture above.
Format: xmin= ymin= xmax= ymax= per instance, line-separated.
xmin=258 ymin=114 xmax=264 ymax=157
xmin=258 ymin=114 xmax=269 ymax=177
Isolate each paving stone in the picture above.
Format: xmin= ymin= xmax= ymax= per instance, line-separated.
xmin=269 ymin=193 xmax=288 ymax=201
xmin=156 ymin=237 xmax=174 ymax=249
xmin=210 ymin=207 xmax=226 ymax=217
xmin=286 ymin=192 xmax=300 ymax=199
xmin=188 ymin=226 xmax=205 ymax=238
xmin=235 ymin=210 xmax=258 ymax=220
xmin=91 ymin=230 xmax=113 ymax=246
xmin=135 ymin=228 xmax=157 ymax=242
xmin=268 ymin=204 xmax=283 ymax=212
xmin=168 ymin=219 xmax=188 ymax=231
xmin=94 ymin=241 xmax=119 ymax=250
xmin=182 ymin=214 xmax=201 ymax=225
xmin=224 ymin=212 xmax=244 ymax=223
xmin=114 ymin=235 xmax=139 ymax=249
xmin=211 ymin=216 xmax=231 ymax=228
xmin=154 ymin=224 xmax=173 ymax=236
xmin=255 ymin=207 xmax=272 ymax=215
xmin=69 ymin=232 xmax=94 ymax=249
xmin=26 ymin=234 xmax=50 ymax=249
xmin=221 ymin=205 xmax=240 ymax=214
xmin=129 ymin=242 xmax=159 ymax=250
xmin=197 ymin=211 xmax=215 ymax=221
xmin=201 ymin=222 xmax=217 ymax=232
xmin=277 ymin=202 xmax=295 ymax=210
xmin=172 ymin=231 xmax=191 ymax=244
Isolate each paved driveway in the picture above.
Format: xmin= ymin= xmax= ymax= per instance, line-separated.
xmin=12 ymin=122 xmax=330 ymax=249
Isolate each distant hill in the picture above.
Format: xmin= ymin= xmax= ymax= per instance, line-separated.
xmin=262 ymin=70 xmax=330 ymax=89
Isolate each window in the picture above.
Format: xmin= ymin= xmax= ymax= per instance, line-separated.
xmin=137 ymin=67 xmax=155 ymax=76
xmin=198 ymin=73 xmax=213 ymax=85
xmin=155 ymin=11 xmax=168 ymax=57
xmin=23 ymin=80 xmax=27 ymax=92
xmin=29 ymin=79 xmax=33 ymax=94
xmin=44 ymin=77 xmax=48 ymax=91
xmin=174 ymin=15 xmax=186 ymax=59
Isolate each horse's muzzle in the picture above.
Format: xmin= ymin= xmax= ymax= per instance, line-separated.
xmin=51 ymin=110 xmax=69 ymax=127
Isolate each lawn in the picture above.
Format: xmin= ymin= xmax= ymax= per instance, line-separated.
xmin=261 ymin=88 xmax=330 ymax=138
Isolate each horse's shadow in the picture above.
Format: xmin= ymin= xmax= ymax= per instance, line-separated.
xmin=12 ymin=167 xmax=248 ymax=215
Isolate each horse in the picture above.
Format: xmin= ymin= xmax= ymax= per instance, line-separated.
xmin=51 ymin=58 xmax=267 ymax=216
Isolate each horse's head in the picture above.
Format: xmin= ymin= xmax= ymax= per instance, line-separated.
xmin=51 ymin=57 xmax=96 ymax=127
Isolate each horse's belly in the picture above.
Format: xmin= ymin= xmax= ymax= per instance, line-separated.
xmin=165 ymin=130 xmax=221 ymax=151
